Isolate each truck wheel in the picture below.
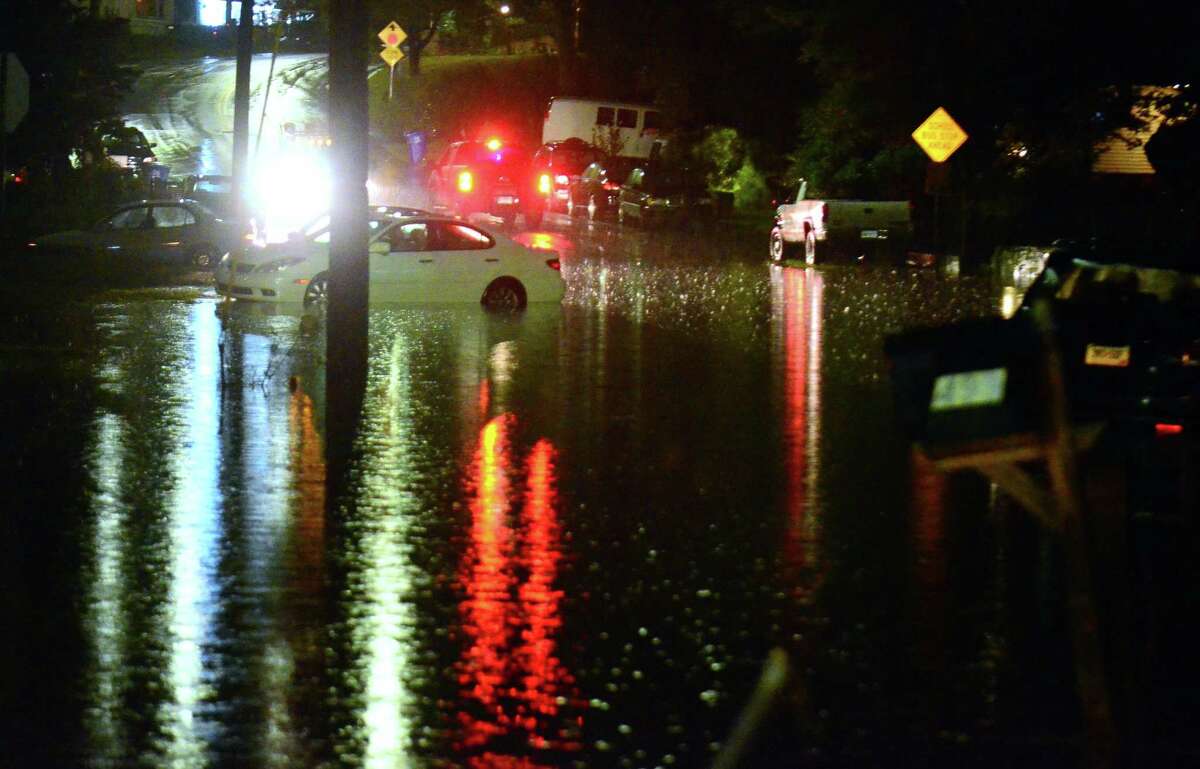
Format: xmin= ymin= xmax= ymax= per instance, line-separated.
xmin=804 ymin=228 xmax=817 ymax=265
xmin=769 ymin=228 xmax=793 ymax=262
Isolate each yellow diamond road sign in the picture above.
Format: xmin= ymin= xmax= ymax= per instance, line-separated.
xmin=912 ymin=107 xmax=968 ymax=163
xmin=380 ymin=46 xmax=404 ymax=67
xmin=378 ymin=21 xmax=407 ymax=48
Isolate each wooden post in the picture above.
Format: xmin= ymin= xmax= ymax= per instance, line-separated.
xmin=1031 ymin=297 xmax=1118 ymax=769
xmin=325 ymin=0 xmax=370 ymax=500
xmin=231 ymin=0 xmax=254 ymax=228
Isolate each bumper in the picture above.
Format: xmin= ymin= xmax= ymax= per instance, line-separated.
xmin=214 ymin=270 xmax=307 ymax=303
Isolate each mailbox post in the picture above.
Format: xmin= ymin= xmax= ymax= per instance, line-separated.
xmin=885 ymin=298 xmax=1119 ymax=768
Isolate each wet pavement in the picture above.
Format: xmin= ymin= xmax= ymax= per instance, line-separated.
xmin=2 ymin=226 xmax=1197 ymax=768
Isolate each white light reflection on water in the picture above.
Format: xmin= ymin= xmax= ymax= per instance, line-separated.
xmin=162 ymin=303 xmax=223 ymax=767
xmin=84 ymin=410 xmax=128 ymax=763
xmin=347 ymin=326 xmax=419 ymax=767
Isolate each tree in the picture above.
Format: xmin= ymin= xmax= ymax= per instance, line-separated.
xmin=4 ymin=2 xmax=139 ymax=175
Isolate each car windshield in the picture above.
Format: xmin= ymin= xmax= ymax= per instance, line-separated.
xmin=464 ymin=144 xmax=530 ymax=170
xmin=307 ymin=215 xmax=400 ymax=244
xmin=552 ymin=146 xmax=602 ymax=172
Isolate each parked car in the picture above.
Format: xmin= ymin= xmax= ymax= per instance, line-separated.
xmin=26 ymin=198 xmax=242 ymax=268
xmin=426 ymin=139 xmax=546 ymax=228
xmin=566 ymin=156 xmax=640 ymax=221
xmin=215 ymin=209 xmax=565 ymax=310
xmin=531 ymin=139 xmax=605 ymax=213
xmin=185 ymin=174 xmax=235 ymax=217
xmin=616 ymin=164 xmax=715 ymax=227
xmin=101 ymin=127 xmax=157 ymax=174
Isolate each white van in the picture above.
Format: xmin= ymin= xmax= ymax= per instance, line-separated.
xmin=541 ymin=97 xmax=665 ymax=159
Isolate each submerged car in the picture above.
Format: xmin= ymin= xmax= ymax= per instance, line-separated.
xmin=215 ymin=209 xmax=565 ymax=309
xmin=26 ymin=198 xmax=241 ymax=268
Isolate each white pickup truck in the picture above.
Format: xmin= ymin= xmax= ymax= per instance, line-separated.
xmin=769 ymin=182 xmax=912 ymax=264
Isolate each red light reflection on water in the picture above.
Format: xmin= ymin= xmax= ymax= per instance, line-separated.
xmin=778 ymin=268 xmax=825 ymax=590
xmin=456 ymin=415 xmax=581 ymax=765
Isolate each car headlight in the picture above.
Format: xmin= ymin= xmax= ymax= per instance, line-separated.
xmin=254 ymin=255 xmax=307 ymax=273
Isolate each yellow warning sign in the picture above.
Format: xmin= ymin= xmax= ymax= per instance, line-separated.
xmin=380 ymin=46 xmax=404 ymax=67
xmin=378 ymin=21 xmax=407 ymax=48
xmin=912 ymin=107 xmax=968 ymax=163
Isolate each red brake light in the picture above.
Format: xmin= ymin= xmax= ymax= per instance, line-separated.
xmin=1155 ymin=423 xmax=1184 ymax=436
xmin=457 ymin=170 xmax=473 ymax=193
xmin=602 ymin=181 xmax=620 ymax=191
xmin=538 ymin=174 xmax=552 ymax=195
xmin=545 ymin=257 xmax=561 ymax=271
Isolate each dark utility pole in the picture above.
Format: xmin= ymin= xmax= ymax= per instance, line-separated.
xmin=326 ymin=0 xmax=370 ymax=495
xmin=231 ymin=0 xmax=254 ymax=226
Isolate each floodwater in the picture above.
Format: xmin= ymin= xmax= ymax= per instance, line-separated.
xmin=2 ymin=232 xmax=1196 ymax=768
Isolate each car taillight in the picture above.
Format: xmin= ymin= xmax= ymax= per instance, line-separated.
xmin=538 ymin=174 xmax=552 ymax=195
xmin=555 ymin=174 xmax=569 ymax=185
xmin=457 ymin=170 xmax=473 ymax=193
xmin=1156 ymin=423 xmax=1184 ymax=436
xmin=602 ymin=181 xmax=620 ymax=191
xmin=545 ymin=257 xmax=561 ymax=271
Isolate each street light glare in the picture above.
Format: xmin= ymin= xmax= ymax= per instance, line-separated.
xmin=499 ymin=4 xmax=511 ymax=14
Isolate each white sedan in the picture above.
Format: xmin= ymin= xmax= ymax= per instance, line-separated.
xmin=216 ymin=211 xmax=565 ymax=309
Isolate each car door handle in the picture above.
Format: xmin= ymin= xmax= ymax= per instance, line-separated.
xmin=485 ymin=258 xmax=499 ymax=263
xmin=419 ymin=258 xmax=434 ymax=263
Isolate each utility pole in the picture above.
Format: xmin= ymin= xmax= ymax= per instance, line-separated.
xmin=326 ymin=0 xmax=370 ymax=497
xmin=231 ymin=0 xmax=254 ymax=227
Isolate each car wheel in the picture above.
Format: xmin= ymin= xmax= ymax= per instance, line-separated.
xmin=303 ymin=273 xmax=329 ymax=308
xmin=588 ymin=194 xmax=599 ymax=222
xmin=482 ymin=278 xmax=526 ymax=310
xmin=189 ymin=243 xmax=216 ymax=268
xmin=804 ymin=228 xmax=817 ymax=266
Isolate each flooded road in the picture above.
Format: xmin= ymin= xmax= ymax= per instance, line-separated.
xmin=2 ymin=230 xmax=1195 ymax=768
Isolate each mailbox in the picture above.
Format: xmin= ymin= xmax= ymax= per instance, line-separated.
xmin=884 ymin=314 xmax=1046 ymax=451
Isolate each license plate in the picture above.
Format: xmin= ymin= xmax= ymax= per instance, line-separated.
xmin=1084 ymin=344 xmax=1130 ymax=367
xmin=929 ymin=367 xmax=1007 ymax=412
xmin=496 ymin=196 xmax=514 ymax=205
xmin=861 ymin=229 xmax=889 ymax=240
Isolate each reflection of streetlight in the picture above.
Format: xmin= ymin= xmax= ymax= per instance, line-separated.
xmin=499 ymin=4 xmax=510 ymax=14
